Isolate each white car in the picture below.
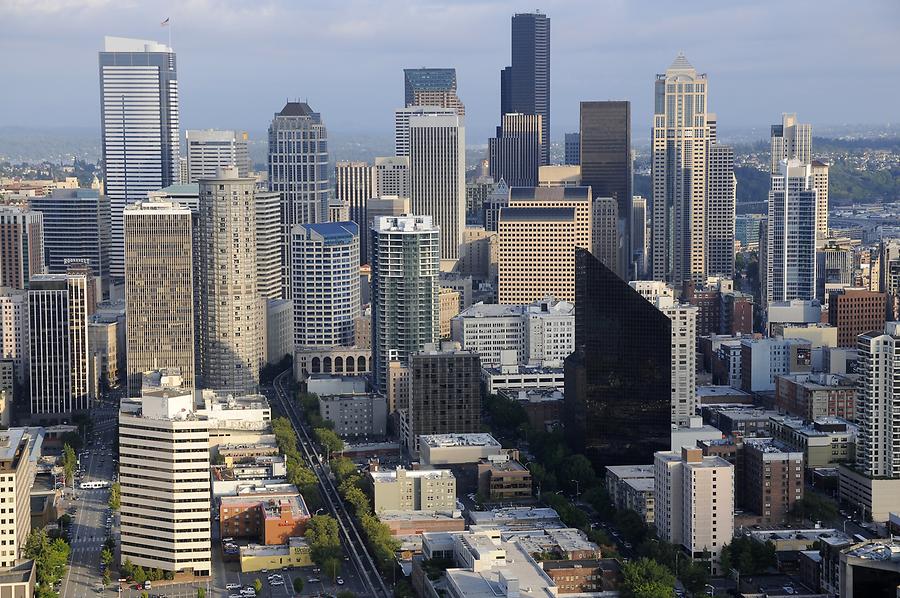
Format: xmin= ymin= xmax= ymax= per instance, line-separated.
xmin=226 ymin=583 xmax=241 ymax=591
xmin=336 ymin=577 xmax=345 ymax=585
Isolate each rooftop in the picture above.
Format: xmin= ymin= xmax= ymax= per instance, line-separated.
xmin=606 ymin=464 xmax=655 ymax=479
xmin=420 ymin=433 xmax=501 ymax=449
xmin=498 ymin=206 xmax=575 ymax=223
xmin=370 ymin=467 xmax=454 ymax=483
xmin=845 ymin=539 xmax=900 ymax=560
xmin=508 ymin=186 xmax=591 ymax=201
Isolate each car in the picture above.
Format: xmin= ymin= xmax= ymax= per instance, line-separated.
xmin=226 ymin=583 xmax=241 ymax=591
xmin=624 ymin=542 xmax=633 ymax=550
xmin=229 ymin=595 xmax=243 ymax=598
xmin=308 ymin=578 xmax=320 ymax=583
xmin=336 ymin=577 xmax=344 ymax=585
xmin=270 ymin=580 xmax=283 ymax=586
xmin=143 ymin=581 xmax=152 ymax=590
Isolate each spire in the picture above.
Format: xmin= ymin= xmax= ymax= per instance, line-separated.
xmin=668 ymin=52 xmax=694 ymax=71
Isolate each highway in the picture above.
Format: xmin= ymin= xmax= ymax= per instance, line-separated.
xmin=271 ymin=370 xmax=392 ymax=598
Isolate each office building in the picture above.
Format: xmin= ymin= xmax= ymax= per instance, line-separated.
xmin=196 ymin=168 xmax=264 ymax=394
xmin=743 ymin=438 xmax=804 ymax=524
xmin=394 ymin=106 xmax=456 ymax=157
xmin=632 ymin=196 xmax=648 ymax=277
xmin=565 ymin=249 xmax=671 ymax=468
xmin=0 ymin=428 xmax=41 ymax=568
xmin=318 ymin=393 xmax=387 ymax=437
xmin=767 ymin=159 xmax=818 ymax=303
xmin=593 ymin=197 xmax=619 ymax=275
xmin=651 ymin=54 xmax=710 ymax=285
xmin=707 ymin=144 xmax=736 ymax=278
xmin=654 ymin=447 xmax=734 ymax=574
xmin=123 ymin=200 xmax=195 ymax=394
xmin=488 ymin=113 xmax=541 ymax=188
xmin=770 ymin=113 xmax=811 ymax=173
xmin=373 ymin=156 xmax=410 ymax=198
xmin=0 ymin=206 xmax=44 ymax=290
xmin=28 ymin=266 xmax=95 ymax=420
xmin=740 ymin=337 xmax=812 ymax=393
xmin=99 ymin=36 xmax=179 ymax=279
xmin=403 ymin=68 xmax=465 ymax=115
xmin=811 ymin=161 xmax=830 ymax=238
xmin=185 ymin=129 xmax=250 ymax=182
xmin=419 ymin=433 xmax=504 ymax=466
xmin=775 ymin=373 xmax=857 ymax=421
xmin=501 ymin=12 xmax=550 ymax=164
xmin=580 ymin=100 xmax=632 ymax=273
xmin=605 ymin=465 xmax=656 ymax=525
xmin=817 ymin=236 xmax=855 ymax=306
xmin=827 ymin=288 xmax=886 ymax=348
xmin=405 ymin=343 xmax=481 ymax=454
xmin=253 ymin=188 xmax=284 ymax=300
xmin=497 ymin=207 xmax=576 ymax=304
xmin=507 ymin=186 xmax=591 ymax=250
xmin=538 ymin=165 xmax=581 ymax=187
xmin=218 ymin=485 xmax=309 ymax=546
xmin=370 ymin=466 xmax=456 ymax=513
xmin=736 ymin=214 xmax=764 ymax=249
xmin=768 ymin=415 xmax=856 ymax=470
xmin=336 ymin=161 xmax=374 ymax=264
xmin=564 ymin=132 xmax=580 ymax=165
xmin=370 ymin=215 xmax=440 ymax=393
xmin=291 ymin=222 xmax=360 ymax=348
xmin=31 ymin=189 xmax=110 ymax=285
xmin=409 ymin=113 xmax=465 ymax=263
xmin=0 ymin=289 xmax=28 ymax=385
xmin=268 ymin=102 xmax=329 ymax=293
xmin=118 ymin=379 xmax=211 ymax=576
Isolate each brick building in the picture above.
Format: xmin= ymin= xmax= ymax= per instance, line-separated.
xmin=827 ymin=288 xmax=886 ymax=348
xmin=219 ymin=486 xmax=310 ymax=545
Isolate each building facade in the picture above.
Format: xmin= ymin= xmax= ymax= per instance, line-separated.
xmin=767 ymin=160 xmax=818 ymax=303
xmin=185 ymin=129 xmax=250 ymax=182
xmin=0 ymin=206 xmax=44 ymax=290
xmin=488 ymin=113 xmax=541 ymax=188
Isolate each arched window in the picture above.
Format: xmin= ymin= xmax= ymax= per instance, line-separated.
xmin=358 ymin=356 xmax=366 ymax=371
xmin=323 ymin=356 xmax=332 ymax=373
xmin=311 ymin=357 xmax=320 ymax=373
xmin=346 ymin=358 xmax=355 ymax=373
xmin=335 ymin=356 xmax=344 ymax=373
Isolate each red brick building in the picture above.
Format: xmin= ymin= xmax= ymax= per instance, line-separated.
xmin=828 ymin=288 xmax=886 ymax=348
xmin=219 ymin=486 xmax=310 ymax=545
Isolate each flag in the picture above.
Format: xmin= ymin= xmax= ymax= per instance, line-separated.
xmin=161 ymin=17 xmax=170 ymax=26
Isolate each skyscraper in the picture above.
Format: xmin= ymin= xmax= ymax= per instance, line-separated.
xmin=564 ymin=132 xmax=580 ymax=165
xmin=767 ymin=160 xmax=817 ymax=303
xmin=403 ymin=68 xmax=465 ymax=115
xmin=488 ymin=113 xmax=542 ymax=188
xmin=370 ymin=215 xmax=440 ymax=393
xmin=196 ymin=168 xmax=264 ymax=393
xmin=707 ymin=143 xmax=736 ymax=278
xmin=592 ymin=198 xmax=619 ymax=275
xmin=99 ymin=36 xmax=179 ymax=279
xmin=268 ymin=102 xmax=329 ymax=294
xmin=0 ymin=205 xmax=44 ymax=290
xmin=123 ymin=199 xmax=195 ymax=394
xmin=185 ymin=129 xmax=251 ymax=182
xmin=501 ymin=12 xmax=550 ymax=165
xmin=28 ymin=265 xmax=96 ymax=420
xmin=373 ymin=156 xmax=411 ymax=198
xmin=32 ymin=189 xmax=110 ymax=291
xmin=810 ymin=160 xmax=830 ymax=238
xmin=770 ymin=113 xmax=811 ymax=173
xmin=254 ymin=189 xmax=285 ymax=300
xmin=564 ymin=249 xmax=671 ymax=468
xmin=394 ymin=106 xmax=455 ymax=157
xmin=651 ymin=54 xmax=710 ymax=285
xmin=408 ymin=113 xmax=465 ymax=263
xmin=632 ymin=196 xmax=648 ymax=278
xmin=335 ymin=161 xmax=374 ymax=265
xmin=0 ymin=289 xmax=28 ymax=385
xmin=291 ymin=222 xmax=361 ymax=348
xmin=580 ymin=100 xmax=632 ymax=274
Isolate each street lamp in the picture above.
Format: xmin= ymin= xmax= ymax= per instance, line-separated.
xmin=570 ymin=479 xmax=581 ymax=501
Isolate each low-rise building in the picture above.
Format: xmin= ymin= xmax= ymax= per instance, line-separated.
xmin=605 ymin=465 xmax=655 ymax=524
xmin=671 ymin=416 xmax=724 ymax=450
xmin=293 ymin=346 xmax=370 ymax=381
xmin=370 ymin=467 xmax=456 ymax=513
xmin=319 ymin=393 xmax=387 ymax=437
xmin=219 ymin=484 xmax=310 ymax=545
xmin=743 ymin=438 xmax=804 ymax=524
xmin=466 ymin=507 xmax=564 ymax=532
xmin=768 ymin=415 xmax=856 ymax=469
xmin=378 ymin=510 xmax=466 ymax=537
xmin=839 ymin=539 xmax=900 ymax=597
xmin=775 ymin=372 xmax=857 ymax=421
xmin=500 ymin=387 xmax=564 ymax=430
xmin=419 ymin=433 xmax=504 ymax=466
xmin=701 ymin=405 xmax=779 ymax=438
xmin=696 ymin=385 xmax=753 ymax=405
xmin=476 ymin=457 xmax=532 ymax=501
xmin=239 ymin=537 xmax=312 ymax=573
xmin=542 ymin=559 xmax=622 ymax=594
xmin=741 ymin=337 xmax=812 ymax=393
xmin=482 ymin=355 xmax=564 ymax=395
xmin=504 ymin=528 xmax=601 ymax=561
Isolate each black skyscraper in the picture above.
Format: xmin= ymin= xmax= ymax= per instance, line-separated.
xmin=564 ymin=249 xmax=671 ymax=468
xmin=500 ymin=12 xmax=550 ymax=165
xmin=580 ymin=101 xmax=633 ymax=275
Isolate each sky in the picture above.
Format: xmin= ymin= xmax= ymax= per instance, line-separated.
xmin=1 ymin=0 xmax=899 ymax=144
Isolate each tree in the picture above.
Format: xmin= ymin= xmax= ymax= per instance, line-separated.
xmin=197 ymin=588 xmax=207 ymax=598
xmin=132 ymin=565 xmax=147 ymax=585
xmin=337 ymin=592 xmax=356 ymax=598
xmin=253 ymin=578 xmax=263 ymax=595
xmin=57 ymin=513 xmax=72 ymax=529
xmin=101 ymin=548 xmax=113 ymax=567
xmin=293 ymin=577 xmax=304 ymax=593
xmin=101 ymin=571 xmax=111 ymax=586
xmin=306 ymin=514 xmax=342 ymax=564
xmin=141 ymin=593 xmax=148 ymax=598
xmin=314 ymin=427 xmax=345 ymax=457
xmin=121 ymin=557 xmax=134 ymax=580
xmin=62 ymin=443 xmax=77 ymax=486
xmin=108 ymin=482 xmax=121 ymax=511
xmin=620 ymin=558 xmax=676 ymax=598
xmin=322 ymin=556 xmax=341 ymax=581
xmin=719 ymin=536 xmax=775 ymax=576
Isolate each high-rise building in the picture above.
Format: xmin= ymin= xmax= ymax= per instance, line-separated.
xmin=0 ymin=206 xmax=44 ymax=290
xmin=99 ymin=36 xmax=179 ymax=279
xmin=185 ymin=129 xmax=251 ymax=182
xmin=0 ymin=428 xmax=41 ymax=569
xmin=336 ymin=161 xmax=374 ymax=265
xmin=28 ymin=265 xmax=95 ymax=420
xmin=498 ymin=207 xmax=576 ymax=304
xmin=254 ymin=189 xmax=285 ymax=300
xmin=405 ymin=343 xmax=481 ymax=454
xmin=707 ymin=144 xmax=736 ymax=278
xmin=0 ymin=289 xmax=28 ymax=385
xmin=31 ymin=189 xmax=110 ymax=288
xmin=593 ymin=198 xmax=619 ymax=276
xmin=123 ymin=200 xmax=195 ymax=394
xmin=370 ymin=215 xmax=440 ymax=393
xmin=268 ymin=102 xmax=329 ymax=294
xmin=770 ymin=113 xmax=811 ymax=174
xmin=827 ymin=288 xmax=886 ymax=348
xmin=119 ymin=378 xmax=211 ymax=576
xmin=580 ymin=101 xmax=632 ymax=272
xmin=632 ymin=196 xmax=648 ymax=278
xmin=291 ymin=222 xmax=360 ymax=348
xmin=743 ymin=438 xmax=804 ymax=524
xmin=767 ymin=160 xmax=818 ymax=303
xmin=564 ymin=132 xmax=580 ymax=165
xmin=811 ymin=160 xmax=830 ymax=238
xmin=373 ymin=156 xmax=410 ymax=198
xmin=196 ymin=168 xmax=264 ymax=393
xmin=408 ymin=113 xmax=465 ymax=262
xmin=501 ymin=12 xmax=550 ymax=165
xmin=565 ymin=249 xmax=671 ymax=468
xmin=394 ymin=106 xmax=456 ymax=157
xmin=507 ymin=186 xmax=592 ymax=250
xmin=654 ymin=447 xmax=734 ymax=574
xmin=488 ymin=113 xmax=542 ymax=188
xmin=403 ymin=68 xmax=465 ymax=115
xmin=651 ymin=54 xmax=710 ymax=285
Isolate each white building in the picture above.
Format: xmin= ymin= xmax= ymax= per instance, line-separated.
xmin=185 ymin=129 xmax=250 ymax=182
xmin=373 ymin=156 xmax=410 ymax=198
xmin=393 ymin=106 xmax=456 ymax=157
xmin=99 ymin=36 xmax=179 ymax=279
xmin=654 ymin=447 xmax=734 ymax=574
xmin=318 ymin=394 xmax=387 ymax=438
xmin=0 ymin=428 xmax=41 ymax=568
xmin=290 ymin=222 xmax=360 ymax=348
xmin=767 ymin=159 xmax=818 ymax=303
xmin=740 ymin=337 xmax=812 ymax=393
xmin=0 ymin=289 xmax=28 ymax=384
xmin=119 ymin=379 xmax=211 ymax=576
xmin=420 ymin=433 xmax=504 ymax=466
xmin=370 ymin=466 xmax=456 ymax=513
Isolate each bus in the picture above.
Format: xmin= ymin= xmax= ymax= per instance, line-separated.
xmin=79 ymin=481 xmax=109 ymax=489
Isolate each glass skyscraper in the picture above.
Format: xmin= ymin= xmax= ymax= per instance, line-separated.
xmin=564 ymin=248 xmax=671 ymax=468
